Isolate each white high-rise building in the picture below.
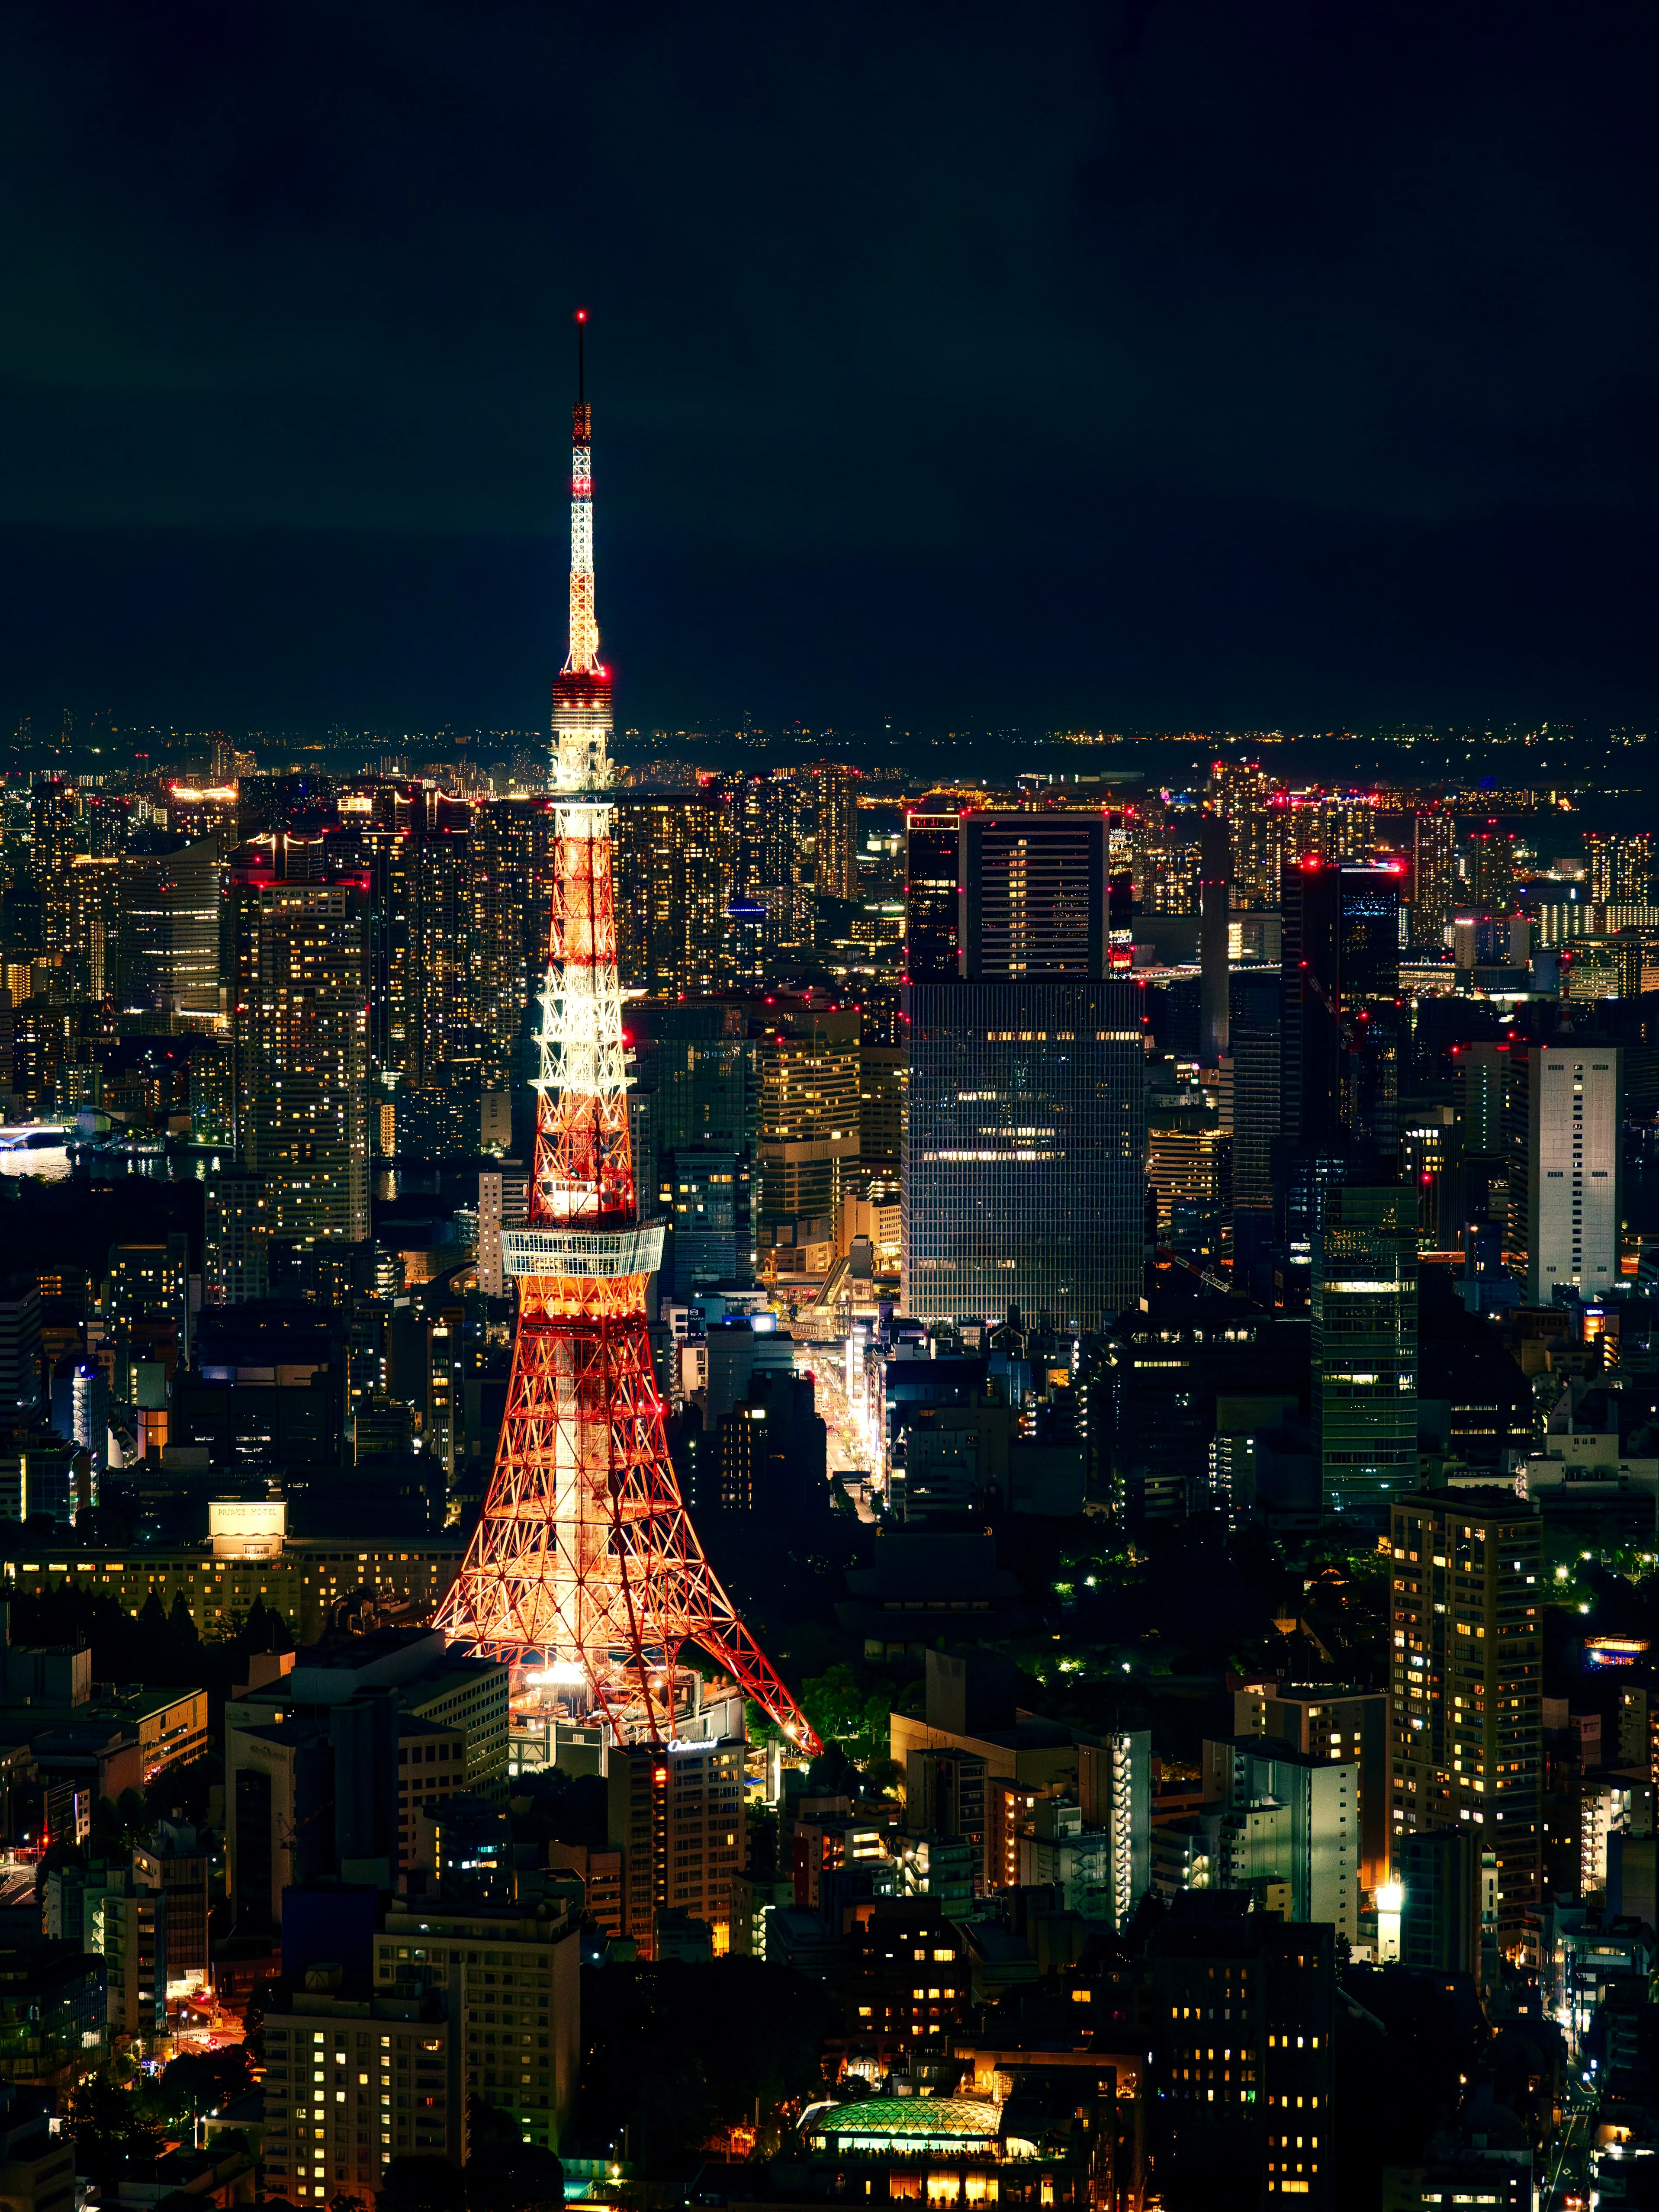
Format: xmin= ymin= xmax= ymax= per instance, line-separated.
xmin=1508 ymin=1045 xmax=1622 ymax=1302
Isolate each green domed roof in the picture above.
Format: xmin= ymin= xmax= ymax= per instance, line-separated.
xmin=811 ymin=2099 xmax=1000 ymax=2138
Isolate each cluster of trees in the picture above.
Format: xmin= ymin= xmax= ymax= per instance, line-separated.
xmin=5 ymin=1582 xmax=293 ymax=1684
xmin=570 ymin=1959 xmax=832 ymax=2175
xmin=68 ymin=2047 xmax=255 ymax=2189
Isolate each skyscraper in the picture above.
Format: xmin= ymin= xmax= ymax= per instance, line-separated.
xmin=1229 ymin=972 xmax=1281 ymax=1219
xmin=758 ymin=1003 xmax=861 ymax=1263
xmin=1585 ymin=830 xmax=1653 ymax=907
xmin=1389 ymin=1486 xmax=1543 ymax=1938
xmin=628 ymin=998 xmax=760 ymax=1296
xmin=118 ymin=836 xmax=223 ymax=1020
xmin=903 ymin=807 xmax=961 ymax=981
xmin=611 ymin=792 xmax=738 ymax=993
xmin=1505 ymin=1044 xmax=1622 ymax=1302
xmin=233 ymin=883 xmax=370 ymax=1246
xmin=903 ymin=978 xmax=1145 ymax=1331
xmin=1313 ymin=1184 xmax=1417 ymax=1519
xmin=1280 ymin=858 xmax=1342 ymax=1153
xmin=204 ymin=1169 xmax=271 ymax=1304
xmin=68 ymin=856 xmax=122 ymax=1003
xmin=959 ymin=811 xmax=1108 ymax=976
xmin=1411 ymin=807 xmax=1458 ymax=946
xmin=807 ymin=760 xmax=860 ymax=900
xmin=1199 ymin=811 xmax=1231 ymax=1065
xmin=30 ymin=777 xmax=78 ymax=960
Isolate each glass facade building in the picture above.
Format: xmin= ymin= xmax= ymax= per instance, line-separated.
xmin=1313 ymin=1183 xmax=1418 ymax=1518
xmin=902 ymin=979 xmax=1145 ymax=1331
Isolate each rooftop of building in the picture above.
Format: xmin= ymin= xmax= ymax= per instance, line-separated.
xmin=806 ymin=2098 xmax=1000 ymax=2142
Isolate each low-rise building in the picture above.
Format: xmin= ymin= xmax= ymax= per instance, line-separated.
xmin=260 ymin=1987 xmax=455 ymax=2204
xmin=1 ymin=1538 xmax=463 ymax=1646
xmin=373 ymin=1899 xmax=582 ymax=2155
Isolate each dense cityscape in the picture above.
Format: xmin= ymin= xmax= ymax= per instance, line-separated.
xmin=0 ymin=364 xmax=1652 ymax=2212
xmin=10 ymin=8 xmax=1659 ymax=2212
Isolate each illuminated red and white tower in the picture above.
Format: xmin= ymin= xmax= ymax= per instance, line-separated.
xmin=436 ymin=315 xmax=818 ymax=1752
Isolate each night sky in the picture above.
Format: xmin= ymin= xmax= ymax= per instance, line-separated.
xmin=3 ymin=2 xmax=1656 ymax=739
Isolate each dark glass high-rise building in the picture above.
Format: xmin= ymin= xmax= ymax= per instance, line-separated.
xmin=960 ymin=812 xmax=1108 ymax=977
xmin=1282 ymin=858 xmax=1402 ymax=1154
xmin=904 ymin=807 xmax=960 ymax=981
xmin=627 ymin=998 xmax=760 ymax=1295
xmin=902 ymin=978 xmax=1145 ymax=1331
xmin=1280 ymin=858 xmax=1342 ymax=1152
xmin=1338 ymin=862 xmax=1402 ymax=1146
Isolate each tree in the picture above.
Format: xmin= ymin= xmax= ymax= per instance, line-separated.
xmin=466 ymin=2146 xmax=563 ymax=2212
xmin=156 ymin=2045 xmax=254 ymax=2123
xmin=572 ymin=1961 xmax=832 ymax=2177
xmin=67 ymin=2070 xmax=164 ymax=2188
xmin=378 ymin=2157 xmax=469 ymax=2212
xmin=164 ymin=1589 xmax=202 ymax=1669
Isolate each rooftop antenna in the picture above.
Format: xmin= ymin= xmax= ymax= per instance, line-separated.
xmin=575 ymin=305 xmax=587 ymax=403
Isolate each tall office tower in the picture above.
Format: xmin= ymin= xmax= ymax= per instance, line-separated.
xmin=806 ymin=760 xmax=859 ymax=899
xmin=1464 ymin=824 xmax=1516 ymax=912
xmin=471 ymin=797 xmax=556 ymax=1069
xmin=1337 ymin=862 xmax=1402 ymax=1145
xmin=1146 ymin=1109 xmax=1231 ymax=1235
xmin=30 ymin=778 xmax=78 ymax=958
xmin=758 ymin=1003 xmax=861 ymax=1257
xmin=1280 ymin=859 xmax=1342 ymax=1151
xmin=204 ymin=1169 xmax=271 ymax=1304
xmin=1312 ymin=1185 xmax=1416 ymax=1520
xmin=165 ymin=781 xmax=241 ymax=854
xmin=628 ymin=998 xmax=759 ymax=1295
xmin=233 ymin=883 xmax=370 ymax=1245
xmin=68 ymin=856 xmax=122 ymax=1001
xmin=1136 ymin=804 xmax=1202 ymax=916
xmin=1411 ymin=807 xmax=1458 ymax=945
xmin=903 ymin=977 xmax=1145 ymax=1331
xmin=436 ymin=327 xmax=815 ymax=1753
xmin=1505 ymin=1044 xmax=1622 ymax=1302
xmin=611 ymin=791 xmax=737 ymax=993
xmin=118 ymin=836 xmax=223 ymax=1019
xmin=1207 ymin=757 xmax=1276 ymax=910
xmin=960 ymin=810 xmax=1109 ymax=975
xmin=712 ymin=768 xmax=804 ymax=903
xmin=359 ymin=820 xmax=415 ymax=1079
xmin=859 ymin=1036 xmax=905 ymax=1189
xmin=1457 ymin=1038 xmax=1508 ymax=1161
xmin=1586 ymin=830 xmax=1654 ymax=907
xmin=1229 ymin=973 xmax=1281 ymax=1217
xmin=408 ymin=814 xmax=477 ymax=1083
xmin=1148 ymin=1901 xmax=1336 ymax=2211
xmin=1199 ymin=812 xmax=1231 ymax=1065
xmin=904 ymin=807 xmax=961 ymax=980
xmin=1077 ymin=1732 xmax=1152 ymax=1932
xmin=1389 ymin=1487 xmax=1543 ymax=1937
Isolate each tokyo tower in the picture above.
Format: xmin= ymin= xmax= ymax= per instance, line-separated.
xmin=436 ymin=315 xmax=819 ymax=1753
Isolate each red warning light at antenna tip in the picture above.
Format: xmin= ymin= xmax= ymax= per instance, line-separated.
xmin=575 ymin=308 xmax=589 ymax=323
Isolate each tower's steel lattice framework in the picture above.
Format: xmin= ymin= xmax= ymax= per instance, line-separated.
xmin=436 ymin=321 xmax=819 ymax=1751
